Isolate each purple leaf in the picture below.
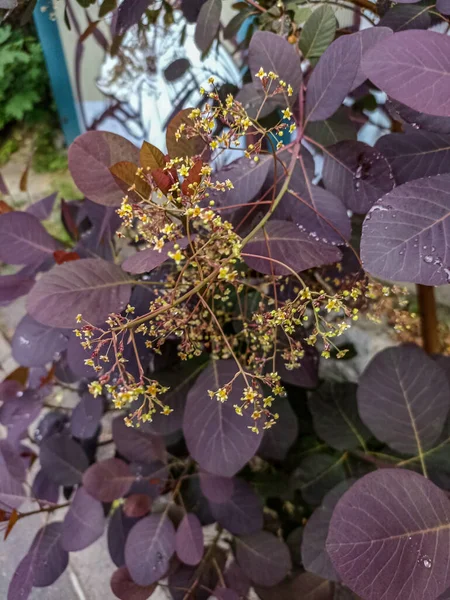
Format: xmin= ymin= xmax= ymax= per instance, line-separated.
xmin=213 ymin=589 xmax=239 ymax=600
xmin=235 ymin=82 xmax=280 ymax=119
xmin=256 ymin=572 xmax=334 ymax=600
xmin=322 ymin=140 xmax=394 ymax=214
xmin=0 ymin=389 xmax=43 ymax=443
xmin=31 ymin=470 xmax=59 ymax=505
xmin=309 ymin=382 xmax=370 ymax=451
xmin=376 ymin=131 xmax=450 ymax=185
xmin=40 ymin=434 xmax=89 ymax=486
xmin=0 ymin=211 xmax=60 ymax=266
xmin=386 ymin=98 xmax=450 ymax=134
xmin=305 ymin=34 xmax=361 ymax=122
xmin=378 ymin=5 xmax=431 ymax=31
xmin=249 ymin=31 xmax=302 ymax=105
xmin=360 ymin=174 xmax=450 ymax=285
xmin=122 ymin=237 xmax=191 ymax=275
xmin=0 ymin=439 xmax=26 ymax=481
xmin=293 ymin=453 xmax=347 ymax=505
xmin=26 ymin=192 xmax=57 ymax=220
xmin=27 ymin=258 xmax=132 ymax=328
xmin=8 ymin=522 xmax=68 ymax=599
xmin=236 ymin=531 xmax=292 ymax=587
xmin=305 ymin=107 xmax=357 ymax=147
xmin=164 ymin=58 xmax=191 ymax=82
xmin=68 ymin=131 xmax=139 ymax=206
xmin=209 ymin=478 xmax=263 ymax=535
xmin=71 ymin=393 xmax=103 ymax=439
xmin=224 ymin=561 xmax=251 ymax=597
xmin=110 ymin=566 xmax=157 ymax=600
xmin=61 ymin=487 xmax=105 ymax=551
xmin=194 ymin=0 xmax=221 ymax=52
xmin=183 ymin=360 xmax=262 ymax=476
xmin=175 ymin=513 xmax=204 ymax=566
xmin=357 ymin=345 xmax=450 ymax=454
xmin=350 ymin=27 xmax=394 ymax=91
xmin=0 ymin=271 xmax=35 ymax=306
xmin=243 ymin=220 xmax=341 ymax=276
xmin=123 ymin=494 xmax=152 ymax=518
xmin=11 ymin=314 xmax=69 ymax=367
xmin=125 ymin=513 xmax=176 ymax=586
xmin=259 ymin=398 xmax=298 ymax=461
xmin=0 ymin=461 xmax=25 ymax=511
xmin=199 ymin=471 xmax=234 ymax=504
xmin=108 ymin=507 xmax=140 ymax=567
xmin=327 ymin=470 xmax=450 ymax=600
xmin=115 ymin=0 xmax=154 ymax=34
xmin=276 ymin=348 xmax=319 ymax=388
xmin=301 ymin=480 xmax=353 ymax=581
xmin=112 ymin=416 xmax=166 ymax=464
xmin=83 ymin=457 xmax=133 ymax=502
xmin=34 ymin=411 xmax=70 ymax=444
xmin=66 ymin=332 xmax=95 ymax=379
xmin=362 ymin=31 xmax=450 ymax=117
xmin=438 ymin=0 xmax=450 ymax=14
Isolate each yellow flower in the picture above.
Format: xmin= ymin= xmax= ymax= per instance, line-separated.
xmin=256 ymin=67 xmax=267 ymax=79
xmin=76 ymin=313 xmax=82 ymax=323
xmin=282 ymin=107 xmax=292 ymax=119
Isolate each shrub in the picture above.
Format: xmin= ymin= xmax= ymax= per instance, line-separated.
xmin=1 ymin=4 xmax=450 ymax=600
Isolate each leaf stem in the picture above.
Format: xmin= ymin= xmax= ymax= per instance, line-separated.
xmin=417 ymin=284 xmax=440 ymax=355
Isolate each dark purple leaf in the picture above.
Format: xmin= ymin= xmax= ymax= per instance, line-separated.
xmin=236 ymin=531 xmax=292 ymax=587
xmin=108 ymin=507 xmax=140 ymax=567
xmin=34 ymin=411 xmax=70 ymax=444
xmin=0 ymin=389 xmax=43 ymax=443
xmin=357 ymin=345 xmax=450 ymax=454
xmin=0 ymin=379 xmax=22 ymax=403
xmin=224 ymin=561 xmax=251 ymax=597
xmin=175 ymin=513 xmax=204 ymax=566
xmin=0 ymin=271 xmax=35 ymax=306
xmin=256 ymin=572 xmax=334 ymax=600
xmin=111 ymin=566 xmax=157 ymax=600
xmin=181 ymin=0 xmax=207 ymax=21
xmin=213 ymin=589 xmax=239 ymax=600
xmin=235 ymin=82 xmax=280 ymax=119
xmin=122 ymin=237 xmax=191 ymax=274
xmin=8 ymin=522 xmax=68 ymax=599
xmin=183 ymin=360 xmax=262 ymax=476
xmin=292 ymin=453 xmax=347 ymax=505
xmin=361 ymin=174 xmax=450 ymax=285
xmin=199 ymin=471 xmax=234 ymax=504
xmin=350 ymin=27 xmax=394 ymax=91
xmin=0 ymin=461 xmax=25 ymax=511
xmin=31 ymin=470 xmax=59 ymax=505
xmin=362 ymin=31 xmax=450 ymax=117
xmin=322 ymin=140 xmax=394 ymax=214
xmin=259 ymin=398 xmax=298 ymax=461
xmin=387 ymin=98 xmax=450 ymax=134
xmin=68 ymin=131 xmax=139 ymax=206
xmin=0 ymin=439 xmax=26 ymax=481
xmin=26 ymin=192 xmax=57 ymax=220
xmin=309 ymin=382 xmax=370 ymax=451
xmin=276 ymin=348 xmax=319 ymax=388
xmin=305 ymin=107 xmax=357 ymax=147
xmin=66 ymin=332 xmax=95 ymax=379
xmin=11 ymin=315 xmax=69 ymax=367
xmin=40 ymin=434 xmax=89 ymax=486
xmin=249 ymin=31 xmax=302 ymax=105
xmin=194 ymin=0 xmax=221 ymax=52
xmin=164 ymin=58 xmax=191 ymax=82
xmin=83 ymin=457 xmax=133 ymax=502
xmin=128 ymin=461 xmax=168 ymax=498
xmin=61 ymin=487 xmax=105 ymax=551
xmin=376 ymin=131 xmax=450 ymax=185
xmin=378 ymin=5 xmax=431 ymax=31
xmin=71 ymin=393 xmax=103 ymax=439
xmin=125 ymin=513 xmax=176 ymax=586
xmin=301 ymin=480 xmax=353 ymax=581
xmin=27 ymin=258 xmax=132 ymax=328
xmin=0 ymin=211 xmax=60 ymax=266
xmin=113 ymin=416 xmax=166 ymax=464
xmin=243 ymin=220 xmax=341 ymax=276
xmin=305 ymin=34 xmax=360 ymax=122
xmin=438 ymin=0 xmax=450 ymax=14
xmin=209 ymin=478 xmax=263 ymax=535
xmin=327 ymin=470 xmax=450 ymax=600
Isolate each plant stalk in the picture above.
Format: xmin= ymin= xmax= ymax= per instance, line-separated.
xmin=417 ymin=284 xmax=439 ymax=354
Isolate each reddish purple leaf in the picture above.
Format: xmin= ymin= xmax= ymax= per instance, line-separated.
xmin=68 ymin=131 xmax=139 ymax=206
xmin=194 ymin=0 xmax=221 ymax=52
xmin=386 ymin=98 xmax=450 ymax=135
xmin=125 ymin=513 xmax=176 ymax=586
xmin=236 ymin=531 xmax=292 ymax=587
xmin=111 ymin=566 xmax=157 ymax=600
xmin=209 ymin=478 xmax=263 ymax=535
xmin=259 ymin=398 xmax=298 ymax=461
xmin=437 ymin=0 xmax=450 ymax=14
xmin=31 ymin=470 xmax=59 ymax=505
xmin=83 ymin=457 xmax=133 ymax=502
xmin=61 ymin=487 xmax=105 ymax=551
xmin=322 ymin=140 xmax=394 ymax=214
xmin=362 ymin=31 xmax=450 ymax=117
xmin=112 ymin=416 xmax=166 ymax=464
xmin=123 ymin=494 xmax=152 ymax=518
xmin=183 ymin=360 xmax=262 ymax=476
xmin=71 ymin=393 xmax=104 ymax=439
xmin=175 ymin=513 xmax=204 ymax=566
xmin=305 ymin=34 xmax=361 ymax=122
xmin=224 ymin=561 xmax=251 ymax=597
xmin=26 ymin=192 xmax=57 ymax=221
xmin=350 ymin=27 xmax=394 ymax=91
xmin=122 ymin=237 xmax=191 ymax=275
xmin=357 ymin=345 xmax=450 ymax=455
xmin=376 ymin=131 xmax=450 ymax=185
xmin=12 ymin=315 xmax=69 ymax=367
xmin=199 ymin=471 xmax=234 ymax=504
xmin=0 ymin=212 xmax=60 ymax=266
xmin=361 ymin=174 xmax=450 ymax=285
xmin=27 ymin=258 xmax=132 ymax=328
xmin=327 ymin=470 xmax=450 ymax=600
xmin=0 ymin=271 xmax=35 ymax=306
xmin=40 ymin=434 xmax=89 ymax=486
xmin=243 ymin=220 xmax=341 ymax=276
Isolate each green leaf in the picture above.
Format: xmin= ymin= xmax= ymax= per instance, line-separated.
xmin=299 ymin=5 xmax=336 ymax=60
xmin=224 ymin=9 xmax=251 ymax=40
xmin=98 ymin=0 xmax=116 ymax=18
xmin=305 ymin=107 xmax=357 ymax=146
